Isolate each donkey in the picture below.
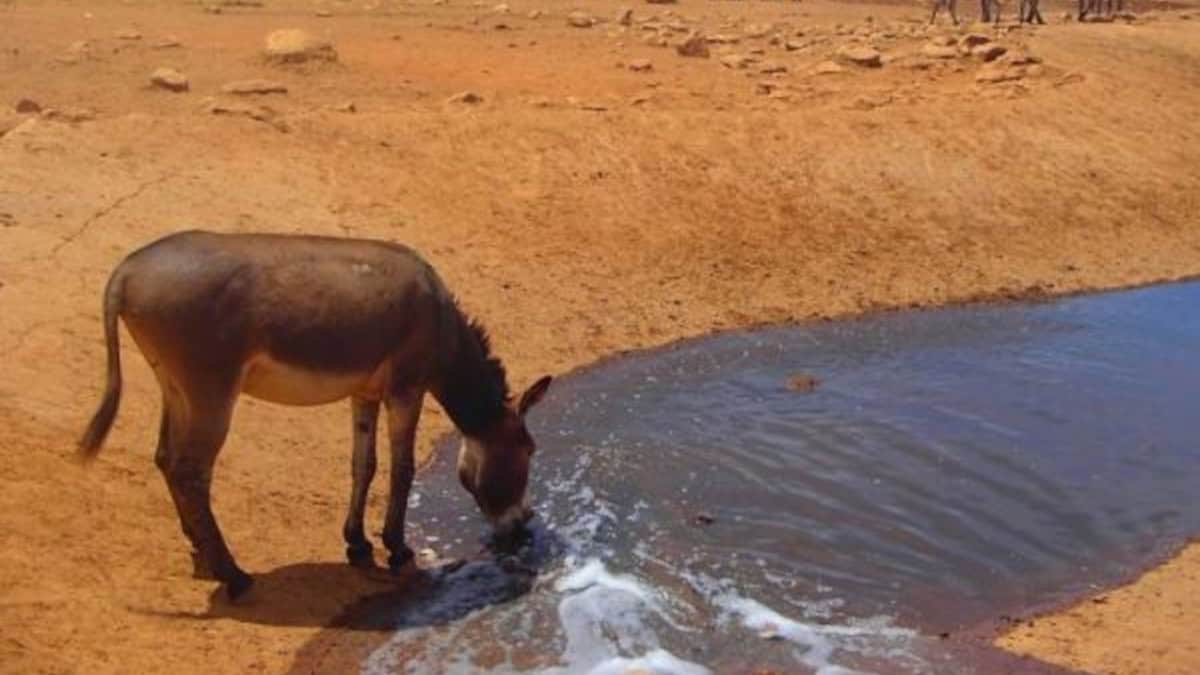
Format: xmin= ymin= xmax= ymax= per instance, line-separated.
xmin=78 ymin=230 xmax=553 ymax=600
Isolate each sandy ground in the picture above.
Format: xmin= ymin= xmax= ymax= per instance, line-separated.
xmin=1 ymin=0 xmax=1199 ymax=673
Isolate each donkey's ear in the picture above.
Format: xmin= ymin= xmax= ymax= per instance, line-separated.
xmin=518 ymin=375 xmax=553 ymax=417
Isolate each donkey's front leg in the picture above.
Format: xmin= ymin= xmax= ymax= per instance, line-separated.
xmin=382 ymin=387 xmax=423 ymax=574
xmin=343 ymin=398 xmax=380 ymax=568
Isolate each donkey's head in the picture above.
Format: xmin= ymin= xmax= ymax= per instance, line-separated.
xmin=457 ymin=375 xmax=553 ymax=534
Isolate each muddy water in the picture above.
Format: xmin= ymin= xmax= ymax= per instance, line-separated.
xmin=365 ymin=282 xmax=1200 ymax=674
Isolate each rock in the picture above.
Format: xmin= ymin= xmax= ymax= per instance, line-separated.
xmin=754 ymin=81 xmax=778 ymax=95
xmin=57 ymin=40 xmax=92 ymax=64
xmin=493 ymin=2 xmax=511 ymax=12
xmin=263 ymin=29 xmax=338 ymax=64
xmin=446 ymin=90 xmax=483 ymax=104
xmin=929 ymin=35 xmax=957 ymax=46
xmin=784 ymin=39 xmax=806 ymax=51
xmin=14 ymin=98 xmax=41 ymax=114
xmin=330 ymin=100 xmax=357 ymax=113
xmin=960 ymin=32 xmax=991 ymax=47
xmin=675 ymin=34 xmax=709 ymax=57
xmin=759 ymin=60 xmax=787 ymax=74
xmin=41 ymin=106 xmax=96 ymax=123
xmin=921 ymin=43 xmax=960 ymax=59
xmin=706 ymin=33 xmax=740 ymax=44
xmin=814 ymin=60 xmax=846 ymax=74
xmin=115 ymin=27 xmax=143 ymax=40
xmin=693 ymin=512 xmax=716 ymax=525
xmin=150 ymin=67 xmax=190 ymax=92
xmin=220 ymin=79 xmax=289 ymax=95
xmin=836 ymin=45 xmax=882 ymax=67
xmin=644 ymin=34 xmax=669 ymax=47
xmin=720 ymin=53 xmax=753 ymax=69
xmin=976 ymin=62 xmax=1024 ymax=83
xmin=567 ymin=11 xmax=595 ymax=28
xmin=617 ymin=7 xmax=634 ymax=25
xmin=786 ymin=373 xmax=820 ymax=392
xmin=1003 ymin=48 xmax=1041 ymax=65
xmin=971 ymin=43 xmax=1006 ymax=61
xmin=153 ymin=36 xmax=183 ymax=49
xmin=206 ymin=101 xmax=287 ymax=131
xmin=628 ymin=58 xmax=653 ymax=71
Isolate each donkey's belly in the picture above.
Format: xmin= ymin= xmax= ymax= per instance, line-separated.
xmin=241 ymin=354 xmax=385 ymax=406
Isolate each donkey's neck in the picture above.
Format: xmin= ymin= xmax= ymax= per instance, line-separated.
xmin=432 ymin=308 xmax=510 ymax=438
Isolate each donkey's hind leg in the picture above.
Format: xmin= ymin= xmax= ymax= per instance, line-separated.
xmin=162 ymin=393 xmax=250 ymax=600
xmin=343 ymin=398 xmax=381 ymax=568
xmin=153 ymin=401 xmax=212 ymax=580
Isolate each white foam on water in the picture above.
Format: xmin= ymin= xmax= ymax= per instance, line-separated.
xmin=362 ymin=446 xmax=923 ymax=675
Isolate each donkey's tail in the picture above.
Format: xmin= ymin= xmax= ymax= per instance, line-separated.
xmin=78 ymin=269 xmax=126 ymax=461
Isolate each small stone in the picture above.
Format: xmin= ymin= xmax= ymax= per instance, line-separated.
xmin=153 ymin=36 xmax=183 ymax=49
xmin=976 ymin=62 xmax=1024 ymax=83
xmin=836 ymin=45 xmax=882 ymax=67
xmin=263 ymin=29 xmax=338 ymax=64
xmin=1003 ymin=48 xmax=1041 ymax=65
xmin=617 ymin=7 xmax=634 ymax=25
xmin=921 ymin=43 xmax=960 ymax=59
xmin=314 ymin=8 xmax=333 ymax=17
xmin=150 ymin=67 xmax=190 ymax=92
xmin=14 ymin=98 xmax=41 ymax=114
xmin=960 ymin=32 xmax=991 ymax=47
xmin=628 ymin=58 xmax=653 ymax=71
xmin=447 ymin=90 xmax=483 ymax=104
xmin=706 ymin=33 xmax=740 ymax=44
xmin=527 ymin=9 xmax=542 ymax=18
xmin=971 ymin=43 xmax=1006 ymax=61
xmin=567 ymin=11 xmax=595 ymax=28
xmin=929 ymin=35 xmax=957 ymax=46
xmin=784 ymin=39 xmax=805 ymax=51
xmin=206 ymin=101 xmax=287 ymax=131
xmin=814 ymin=60 xmax=845 ymax=75
xmin=675 ymin=34 xmax=709 ymax=57
xmin=220 ymin=79 xmax=289 ymax=95
xmin=759 ymin=60 xmax=787 ymax=74
xmin=204 ymin=5 xmax=223 ymax=14
xmin=693 ymin=512 xmax=716 ymax=525
xmin=720 ymin=53 xmax=756 ymax=69
xmin=115 ymin=27 xmax=143 ymax=40
xmin=645 ymin=0 xmax=677 ymax=4
xmin=493 ymin=2 xmax=510 ymax=12
xmin=41 ymin=106 xmax=96 ymax=123
xmin=786 ymin=373 xmax=820 ymax=392
xmin=330 ymin=100 xmax=357 ymax=113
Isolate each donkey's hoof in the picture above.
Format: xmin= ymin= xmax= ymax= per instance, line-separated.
xmin=190 ymin=550 xmax=216 ymax=581
xmin=387 ymin=546 xmax=415 ymax=575
xmin=224 ymin=571 xmax=255 ymax=602
xmin=346 ymin=542 xmax=376 ymax=569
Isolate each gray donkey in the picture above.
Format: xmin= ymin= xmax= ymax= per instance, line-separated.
xmin=79 ymin=230 xmax=553 ymax=600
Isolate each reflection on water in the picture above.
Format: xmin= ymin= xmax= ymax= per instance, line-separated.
xmin=366 ymin=282 xmax=1200 ymax=674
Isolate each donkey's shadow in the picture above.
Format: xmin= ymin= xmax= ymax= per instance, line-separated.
xmin=134 ymin=521 xmax=563 ymax=632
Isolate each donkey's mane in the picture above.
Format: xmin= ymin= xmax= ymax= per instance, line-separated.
xmin=432 ymin=298 xmax=513 ymax=436
xmin=465 ymin=316 xmax=512 ymax=403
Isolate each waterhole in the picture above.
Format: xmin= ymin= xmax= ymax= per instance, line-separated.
xmin=353 ymin=282 xmax=1200 ymax=674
